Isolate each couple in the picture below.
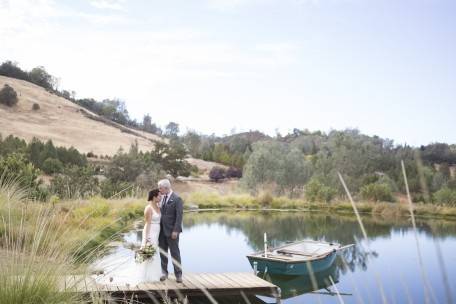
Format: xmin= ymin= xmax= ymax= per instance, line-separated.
xmin=140 ymin=179 xmax=184 ymax=283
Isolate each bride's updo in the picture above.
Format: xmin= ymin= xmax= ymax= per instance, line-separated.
xmin=148 ymin=189 xmax=160 ymax=201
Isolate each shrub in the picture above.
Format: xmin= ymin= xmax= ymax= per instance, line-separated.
xmin=0 ymin=153 xmax=43 ymax=198
xmin=226 ymin=166 xmax=243 ymax=178
xmin=257 ymin=192 xmax=273 ymax=207
xmin=42 ymin=157 xmax=63 ymax=174
xmin=0 ymin=84 xmax=18 ymax=106
xmin=100 ymin=179 xmax=134 ymax=199
xmin=50 ymin=166 xmax=99 ymax=199
xmin=305 ymin=179 xmax=337 ymax=203
xmin=433 ymin=188 xmax=456 ymax=206
xmin=360 ymin=183 xmax=394 ymax=202
xmin=209 ymin=166 xmax=226 ymax=182
xmin=32 ymin=103 xmax=40 ymax=110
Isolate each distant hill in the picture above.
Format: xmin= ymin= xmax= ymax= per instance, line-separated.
xmin=0 ymin=75 xmax=162 ymax=156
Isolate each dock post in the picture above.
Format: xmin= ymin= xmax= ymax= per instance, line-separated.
xmin=275 ymin=287 xmax=282 ymax=304
xmin=253 ymin=261 xmax=258 ymax=275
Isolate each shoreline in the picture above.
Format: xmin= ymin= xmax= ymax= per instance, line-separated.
xmin=182 ymin=194 xmax=456 ymax=221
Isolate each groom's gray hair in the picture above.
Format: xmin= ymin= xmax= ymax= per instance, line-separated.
xmin=158 ymin=179 xmax=171 ymax=189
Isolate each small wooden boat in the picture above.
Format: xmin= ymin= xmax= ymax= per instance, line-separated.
xmin=247 ymin=239 xmax=353 ymax=276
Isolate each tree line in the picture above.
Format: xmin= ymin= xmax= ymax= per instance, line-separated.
xmin=0 ymin=134 xmax=195 ymax=200
xmin=239 ymin=129 xmax=456 ymax=205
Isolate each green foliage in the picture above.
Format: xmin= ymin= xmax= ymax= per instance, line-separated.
xmin=148 ymin=141 xmax=191 ymax=177
xmin=108 ymin=144 xmax=147 ymax=183
xmin=420 ymin=143 xmax=456 ymax=165
xmin=142 ymin=114 xmax=161 ymax=134
xmin=0 ymin=153 xmax=43 ymax=199
xmin=242 ymin=141 xmax=313 ymax=196
xmin=50 ymin=166 xmax=99 ymax=199
xmin=0 ymin=135 xmax=27 ymax=156
xmin=42 ymin=158 xmax=63 ymax=174
xmin=0 ymin=84 xmax=18 ymax=106
xmin=0 ymin=60 xmax=29 ymax=80
xmin=305 ymin=179 xmax=337 ymax=203
xmin=164 ymin=121 xmax=179 ymax=138
xmin=100 ymin=179 xmax=134 ymax=199
xmin=29 ymin=66 xmax=56 ymax=90
xmin=181 ymin=132 xmax=255 ymax=168
xmin=433 ymin=188 xmax=456 ymax=206
xmin=182 ymin=131 xmax=202 ymax=156
xmin=360 ymin=183 xmax=394 ymax=202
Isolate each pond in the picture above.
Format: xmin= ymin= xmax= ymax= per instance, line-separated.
xmin=92 ymin=211 xmax=456 ymax=303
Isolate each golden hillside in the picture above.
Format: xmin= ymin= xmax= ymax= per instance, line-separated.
xmin=0 ymin=75 xmax=162 ymax=156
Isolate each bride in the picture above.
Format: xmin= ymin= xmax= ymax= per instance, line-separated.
xmin=140 ymin=189 xmax=161 ymax=249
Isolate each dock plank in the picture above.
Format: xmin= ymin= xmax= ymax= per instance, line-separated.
xmin=64 ymin=272 xmax=279 ymax=300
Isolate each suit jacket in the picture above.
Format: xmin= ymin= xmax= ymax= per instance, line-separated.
xmin=160 ymin=192 xmax=183 ymax=237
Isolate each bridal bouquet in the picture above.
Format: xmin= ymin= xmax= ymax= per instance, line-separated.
xmin=135 ymin=243 xmax=157 ymax=263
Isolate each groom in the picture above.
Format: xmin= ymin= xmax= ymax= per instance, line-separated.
xmin=158 ymin=179 xmax=184 ymax=283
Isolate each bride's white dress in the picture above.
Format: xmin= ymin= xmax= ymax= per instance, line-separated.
xmin=141 ymin=206 xmax=161 ymax=248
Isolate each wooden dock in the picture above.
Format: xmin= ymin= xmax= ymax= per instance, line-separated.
xmin=64 ymin=272 xmax=281 ymax=303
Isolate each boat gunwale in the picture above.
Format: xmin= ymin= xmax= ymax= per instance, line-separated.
xmin=246 ymin=240 xmax=340 ymax=264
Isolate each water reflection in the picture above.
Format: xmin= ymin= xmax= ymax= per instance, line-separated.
xmin=262 ymin=261 xmax=341 ymax=299
xmin=91 ymin=211 xmax=456 ymax=304
xmin=184 ymin=211 xmax=381 ymax=272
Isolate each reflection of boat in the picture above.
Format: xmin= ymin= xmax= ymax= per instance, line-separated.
xmin=247 ymin=239 xmax=353 ymax=275
xmin=263 ymin=262 xmax=340 ymax=299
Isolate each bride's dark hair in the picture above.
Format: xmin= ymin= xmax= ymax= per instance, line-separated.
xmin=148 ymin=189 xmax=160 ymax=201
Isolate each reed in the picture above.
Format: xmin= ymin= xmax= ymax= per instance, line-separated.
xmin=0 ymin=178 xmax=145 ymax=304
xmin=0 ymin=178 xmax=83 ymax=304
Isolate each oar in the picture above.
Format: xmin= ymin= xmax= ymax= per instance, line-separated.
xmin=311 ymin=290 xmax=353 ymax=297
xmin=336 ymin=244 xmax=355 ymax=251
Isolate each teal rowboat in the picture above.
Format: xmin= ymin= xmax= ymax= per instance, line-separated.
xmin=247 ymin=240 xmax=352 ymax=276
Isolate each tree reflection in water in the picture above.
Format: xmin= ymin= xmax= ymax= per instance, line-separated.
xmin=184 ymin=210 xmax=456 ymax=276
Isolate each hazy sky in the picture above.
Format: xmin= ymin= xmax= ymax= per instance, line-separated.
xmin=1 ymin=0 xmax=455 ymax=146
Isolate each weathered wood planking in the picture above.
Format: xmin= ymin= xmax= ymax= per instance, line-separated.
xmin=62 ymin=272 xmax=280 ymax=302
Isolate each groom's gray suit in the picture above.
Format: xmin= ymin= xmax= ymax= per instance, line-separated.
xmin=159 ymin=191 xmax=183 ymax=278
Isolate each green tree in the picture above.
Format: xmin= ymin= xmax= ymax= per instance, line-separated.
xmin=0 ymin=153 xmax=43 ymax=198
xmin=148 ymin=141 xmax=191 ymax=177
xmin=360 ymin=183 xmax=394 ymax=202
xmin=42 ymin=158 xmax=63 ymax=174
xmin=433 ymin=187 xmax=456 ymax=206
xmin=165 ymin=122 xmax=179 ymax=138
xmin=50 ymin=166 xmax=98 ymax=199
xmin=182 ymin=131 xmax=202 ymax=157
xmin=29 ymin=66 xmax=55 ymax=90
xmin=305 ymin=179 xmax=337 ymax=203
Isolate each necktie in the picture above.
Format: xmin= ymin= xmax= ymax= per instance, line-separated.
xmin=163 ymin=195 xmax=168 ymax=206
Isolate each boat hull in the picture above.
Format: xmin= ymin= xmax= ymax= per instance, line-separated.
xmin=247 ymin=251 xmax=337 ymax=275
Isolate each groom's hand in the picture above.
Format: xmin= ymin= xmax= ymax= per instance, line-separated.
xmin=171 ymin=232 xmax=178 ymax=240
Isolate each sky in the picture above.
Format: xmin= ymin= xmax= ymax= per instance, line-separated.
xmin=0 ymin=0 xmax=455 ymax=146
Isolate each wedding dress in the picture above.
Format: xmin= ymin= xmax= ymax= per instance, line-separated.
xmin=141 ymin=206 xmax=161 ymax=248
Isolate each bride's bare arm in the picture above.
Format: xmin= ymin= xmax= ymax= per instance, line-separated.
xmin=143 ymin=206 xmax=152 ymax=243
xmin=144 ymin=206 xmax=152 ymax=223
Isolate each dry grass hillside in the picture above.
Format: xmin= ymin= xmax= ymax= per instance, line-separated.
xmin=0 ymin=76 xmax=162 ymax=156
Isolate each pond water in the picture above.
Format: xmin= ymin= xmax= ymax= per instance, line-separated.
xmin=92 ymin=211 xmax=456 ymax=303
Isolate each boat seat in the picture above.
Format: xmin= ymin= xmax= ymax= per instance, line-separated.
xmin=276 ymin=249 xmax=317 ymax=257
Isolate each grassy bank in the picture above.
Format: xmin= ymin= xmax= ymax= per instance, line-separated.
xmin=0 ymin=180 xmax=145 ymax=304
xmin=183 ymin=191 xmax=456 ymax=220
